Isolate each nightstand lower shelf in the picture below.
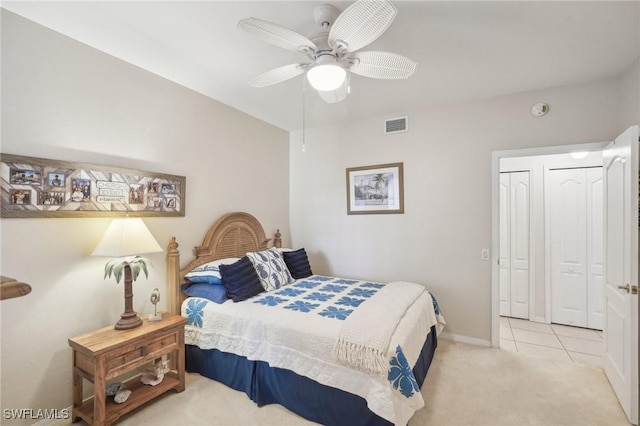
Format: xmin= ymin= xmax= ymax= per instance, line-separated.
xmin=73 ymin=372 xmax=181 ymax=425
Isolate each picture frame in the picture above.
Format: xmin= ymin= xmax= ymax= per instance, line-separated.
xmin=346 ymin=162 xmax=404 ymax=215
xmin=1 ymin=153 xmax=186 ymax=218
xmin=47 ymin=172 xmax=65 ymax=187
xmin=10 ymin=169 xmax=41 ymax=185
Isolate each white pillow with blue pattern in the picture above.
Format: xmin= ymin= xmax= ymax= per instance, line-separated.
xmin=246 ymin=247 xmax=294 ymax=291
xmin=184 ymin=258 xmax=240 ymax=285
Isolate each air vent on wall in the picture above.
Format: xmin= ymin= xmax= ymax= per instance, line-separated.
xmin=385 ymin=116 xmax=408 ymax=134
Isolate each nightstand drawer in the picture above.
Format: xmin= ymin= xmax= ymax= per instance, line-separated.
xmin=106 ymin=332 xmax=178 ymax=373
xmin=147 ymin=332 xmax=178 ymax=354
xmin=107 ymin=345 xmax=147 ymax=371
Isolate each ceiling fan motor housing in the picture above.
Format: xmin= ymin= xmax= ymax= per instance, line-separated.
xmin=308 ymin=32 xmax=333 ymax=54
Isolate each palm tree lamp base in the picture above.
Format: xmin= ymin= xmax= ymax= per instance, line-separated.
xmin=114 ymin=265 xmax=143 ymax=330
xmin=114 ymin=312 xmax=143 ymax=330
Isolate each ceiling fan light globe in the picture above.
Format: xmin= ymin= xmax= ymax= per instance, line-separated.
xmin=307 ymin=64 xmax=346 ymax=91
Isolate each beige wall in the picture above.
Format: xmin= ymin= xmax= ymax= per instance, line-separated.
xmin=289 ymin=75 xmax=632 ymax=344
xmin=0 ymin=11 xmax=289 ymax=422
xmin=619 ymin=58 xmax=640 ymax=132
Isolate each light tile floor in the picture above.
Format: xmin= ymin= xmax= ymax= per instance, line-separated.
xmin=500 ymin=316 xmax=603 ymax=367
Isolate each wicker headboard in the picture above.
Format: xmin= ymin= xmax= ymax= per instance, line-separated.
xmin=167 ymin=212 xmax=281 ymax=314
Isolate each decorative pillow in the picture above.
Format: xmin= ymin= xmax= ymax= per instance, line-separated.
xmin=181 ymin=283 xmax=228 ymax=304
xmin=184 ymin=258 xmax=239 ymax=285
xmin=219 ymin=257 xmax=265 ymax=302
xmin=246 ymin=247 xmax=294 ymax=291
xmin=283 ymin=248 xmax=313 ymax=279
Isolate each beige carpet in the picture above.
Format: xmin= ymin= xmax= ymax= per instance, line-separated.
xmin=67 ymin=338 xmax=631 ymax=426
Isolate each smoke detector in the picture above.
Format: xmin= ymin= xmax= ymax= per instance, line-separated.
xmin=531 ymin=103 xmax=549 ymax=116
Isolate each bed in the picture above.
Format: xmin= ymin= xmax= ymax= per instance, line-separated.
xmin=167 ymin=212 xmax=445 ymax=425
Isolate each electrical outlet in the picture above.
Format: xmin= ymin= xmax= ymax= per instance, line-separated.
xmin=481 ymin=249 xmax=490 ymax=260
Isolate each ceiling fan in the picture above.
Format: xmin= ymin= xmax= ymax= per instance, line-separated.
xmin=238 ymin=0 xmax=417 ymax=104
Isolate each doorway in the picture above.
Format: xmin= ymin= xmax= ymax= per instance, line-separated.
xmin=491 ymin=141 xmax=610 ymax=347
xmin=492 ymin=128 xmax=639 ymax=425
xmin=496 ymin=147 xmax=606 ymax=366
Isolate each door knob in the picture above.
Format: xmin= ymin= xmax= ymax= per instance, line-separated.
xmin=618 ymin=284 xmax=630 ymax=293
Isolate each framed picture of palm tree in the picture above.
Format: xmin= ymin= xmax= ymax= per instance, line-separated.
xmin=346 ymin=162 xmax=404 ymax=215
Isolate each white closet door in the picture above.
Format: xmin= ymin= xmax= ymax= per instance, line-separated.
xmin=499 ymin=173 xmax=511 ymax=316
xmin=499 ymin=171 xmax=530 ymax=319
xmin=509 ymin=172 xmax=530 ymax=319
xmin=549 ymin=168 xmax=588 ymax=327
xmin=586 ymin=167 xmax=604 ymax=330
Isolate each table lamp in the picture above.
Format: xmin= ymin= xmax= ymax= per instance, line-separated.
xmin=92 ymin=217 xmax=163 ymax=330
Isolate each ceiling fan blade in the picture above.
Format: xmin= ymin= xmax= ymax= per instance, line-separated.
xmin=328 ymin=0 xmax=397 ymax=53
xmin=239 ymin=18 xmax=317 ymax=53
xmin=348 ymin=51 xmax=416 ymax=79
xmin=317 ymin=78 xmax=349 ymax=104
xmin=250 ymin=63 xmax=307 ymax=87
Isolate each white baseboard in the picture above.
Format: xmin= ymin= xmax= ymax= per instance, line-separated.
xmin=440 ymin=332 xmax=491 ymax=347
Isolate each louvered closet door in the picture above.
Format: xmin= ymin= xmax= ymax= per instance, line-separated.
xmin=499 ymin=172 xmax=530 ymax=319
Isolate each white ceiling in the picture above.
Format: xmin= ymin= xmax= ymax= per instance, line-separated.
xmin=2 ymin=1 xmax=639 ymax=131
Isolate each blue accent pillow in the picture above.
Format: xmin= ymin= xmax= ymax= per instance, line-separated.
xmin=184 ymin=258 xmax=239 ymax=285
xmin=219 ymin=257 xmax=265 ymax=302
xmin=181 ymin=283 xmax=228 ymax=304
xmin=246 ymin=247 xmax=294 ymax=291
xmin=283 ymin=248 xmax=313 ymax=279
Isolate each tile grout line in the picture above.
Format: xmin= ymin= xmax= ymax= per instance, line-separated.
xmin=505 ymin=316 xmax=605 ymax=366
xmin=552 ymin=324 xmax=605 ymax=358
xmin=550 ymin=324 xmax=575 ymax=362
xmin=508 ymin=317 xmax=585 ymax=360
xmin=510 ymin=320 xmax=567 ymax=351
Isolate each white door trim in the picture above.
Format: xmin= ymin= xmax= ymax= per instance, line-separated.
xmin=491 ymin=141 xmax=609 ymax=347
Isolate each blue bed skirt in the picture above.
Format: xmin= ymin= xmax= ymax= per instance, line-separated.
xmin=185 ymin=325 xmax=438 ymax=426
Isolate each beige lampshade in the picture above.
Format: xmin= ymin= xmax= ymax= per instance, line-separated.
xmin=92 ymin=218 xmax=162 ymax=257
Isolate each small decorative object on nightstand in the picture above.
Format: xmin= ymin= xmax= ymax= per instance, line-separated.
xmin=148 ymin=288 xmax=162 ymax=322
xmin=113 ymin=390 xmax=131 ymax=404
xmin=141 ymin=360 xmax=164 ymax=386
xmin=68 ymin=313 xmax=186 ymax=425
xmin=105 ymin=383 xmax=124 ymax=397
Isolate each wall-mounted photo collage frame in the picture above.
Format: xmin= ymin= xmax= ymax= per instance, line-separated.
xmin=1 ymin=154 xmax=186 ymax=218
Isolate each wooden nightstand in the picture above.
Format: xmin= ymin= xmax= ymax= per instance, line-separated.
xmin=68 ymin=313 xmax=187 ymax=426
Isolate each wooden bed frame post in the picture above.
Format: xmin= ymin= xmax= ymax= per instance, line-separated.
xmin=167 ymin=237 xmax=182 ymax=316
xmin=274 ymin=229 xmax=282 ymax=249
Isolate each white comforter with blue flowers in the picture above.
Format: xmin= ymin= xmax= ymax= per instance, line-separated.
xmin=182 ymin=275 xmax=445 ymax=425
